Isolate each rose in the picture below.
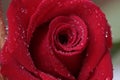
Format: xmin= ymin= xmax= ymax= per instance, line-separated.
xmin=0 ymin=0 xmax=113 ymax=80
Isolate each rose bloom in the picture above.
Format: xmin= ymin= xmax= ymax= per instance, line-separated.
xmin=0 ymin=0 xmax=113 ymax=80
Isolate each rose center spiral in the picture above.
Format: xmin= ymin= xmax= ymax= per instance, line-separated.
xmin=58 ymin=33 xmax=68 ymax=45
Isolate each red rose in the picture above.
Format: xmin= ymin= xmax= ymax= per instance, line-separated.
xmin=0 ymin=0 xmax=113 ymax=80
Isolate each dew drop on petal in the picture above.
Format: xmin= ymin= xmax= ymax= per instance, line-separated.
xmin=67 ymin=74 xmax=71 ymax=77
xmin=27 ymin=53 xmax=30 ymax=56
xmin=74 ymin=19 xmax=77 ymax=22
xmin=21 ymin=36 xmax=24 ymax=39
xmin=95 ymin=15 xmax=98 ymax=18
xmin=80 ymin=43 xmax=84 ymax=46
xmin=22 ymin=30 xmax=25 ymax=34
xmin=101 ymin=72 xmax=105 ymax=76
xmin=105 ymin=77 xmax=111 ymax=80
xmin=72 ymin=32 xmax=75 ymax=36
xmin=27 ymin=44 xmax=29 ymax=48
xmin=4 ymin=37 xmax=7 ymax=40
xmin=20 ymin=8 xmax=27 ymax=14
xmin=76 ymin=21 xmax=80 ymax=24
xmin=57 ymin=1 xmax=62 ymax=7
xmin=5 ymin=27 xmax=8 ymax=31
xmin=88 ymin=9 xmax=92 ymax=15
xmin=86 ymin=53 xmax=88 ymax=57
xmin=16 ymin=16 xmax=20 ymax=20
xmin=23 ymin=42 xmax=27 ymax=47
xmin=15 ymin=31 xmax=19 ymax=36
xmin=21 ymin=66 xmax=24 ymax=69
xmin=13 ymin=38 xmax=16 ymax=41
xmin=70 ymin=1 xmax=73 ymax=4
xmin=97 ymin=23 xmax=101 ymax=26
xmin=95 ymin=9 xmax=98 ymax=14
xmin=18 ymin=27 xmax=21 ymax=31
xmin=105 ymin=31 xmax=108 ymax=38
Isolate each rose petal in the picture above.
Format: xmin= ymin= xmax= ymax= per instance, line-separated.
xmin=27 ymin=0 xmax=84 ymax=42
xmin=6 ymin=0 xmax=37 ymax=73
xmin=1 ymin=58 xmax=39 ymax=80
xmin=89 ymin=50 xmax=113 ymax=80
xmin=21 ymin=0 xmax=42 ymax=16
xmin=0 ymin=0 xmax=41 ymax=79
xmin=29 ymin=26 xmax=75 ymax=80
xmin=78 ymin=1 xmax=113 ymax=80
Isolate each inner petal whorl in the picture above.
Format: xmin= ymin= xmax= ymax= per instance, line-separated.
xmin=58 ymin=32 xmax=69 ymax=45
xmin=48 ymin=15 xmax=88 ymax=76
xmin=48 ymin=15 xmax=88 ymax=56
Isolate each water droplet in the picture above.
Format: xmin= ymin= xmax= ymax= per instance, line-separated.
xmin=70 ymin=1 xmax=73 ymax=4
xmin=27 ymin=44 xmax=29 ymax=48
xmin=4 ymin=37 xmax=7 ymax=40
xmin=95 ymin=15 xmax=99 ymax=18
xmin=23 ymin=42 xmax=27 ymax=46
xmin=97 ymin=23 xmax=101 ymax=26
xmin=16 ymin=16 xmax=20 ymax=20
xmin=105 ymin=77 xmax=110 ymax=80
xmin=80 ymin=43 xmax=84 ymax=46
xmin=95 ymin=10 xmax=98 ymax=14
xmin=20 ymin=65 xmax=24 ymax=69
xmin=86 ymin=53 xmax=88 ymax=57
xmin=21 ymin=66 xmax=24 ymax=69
xmin=5 ymin=25 xmax=9 ymax=34
xmin=27 ymin=53 xmax=30 ymax=56
xmin=72 ymin=32 xmax=75 ymax=36
xmin=101 ymin=72 xmax=104 ymax=76
xmin=5 ymin=27 xmax=8 ymax=31
xmin=76 ymin=21 xmax=80 ymax=24
xmin=21 ymin=36 xmax=24 ymax=39
xmin=18 ymin=27 xmax=21 ymax=31
xmin=22 ymin=30 xmax=25 ymax=34
xmin=57 ymin=1 xmax=62 ymax=7
xmin=20 ymin=8 xmax=27 ymax=14
xmin=105 ymin=31 xmax=108 ymax=38
xmin=88 ymin=9 xmax=92 ymax=15
xmin=67 ymin=74 xmax=71 ymax=77
xmin=15 ymin=31 xmax=19 ymax=36
xmin=74 ymin=19 xmax=77 ymax=22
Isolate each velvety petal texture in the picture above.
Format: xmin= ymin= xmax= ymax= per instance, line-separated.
xmin=0 ymin=0 xmax=113 ymax=80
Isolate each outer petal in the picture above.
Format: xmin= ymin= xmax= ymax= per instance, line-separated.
xmin=1 ymin=57 xmax=39 ymax=80
xmin=21 ymin=0 xmax=42 ymax=17
xmin=4 ymin=0 xmax=37 ymax=73
xmin=78 ymin=1 xmax=112 ymax=80
xmin=89 ymin=50 xmax=113 ymax=80
xmin=1 ymin=0 xmax=42 ymax=79
xmin=7 ymin=0 xmax=41 ymax=30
